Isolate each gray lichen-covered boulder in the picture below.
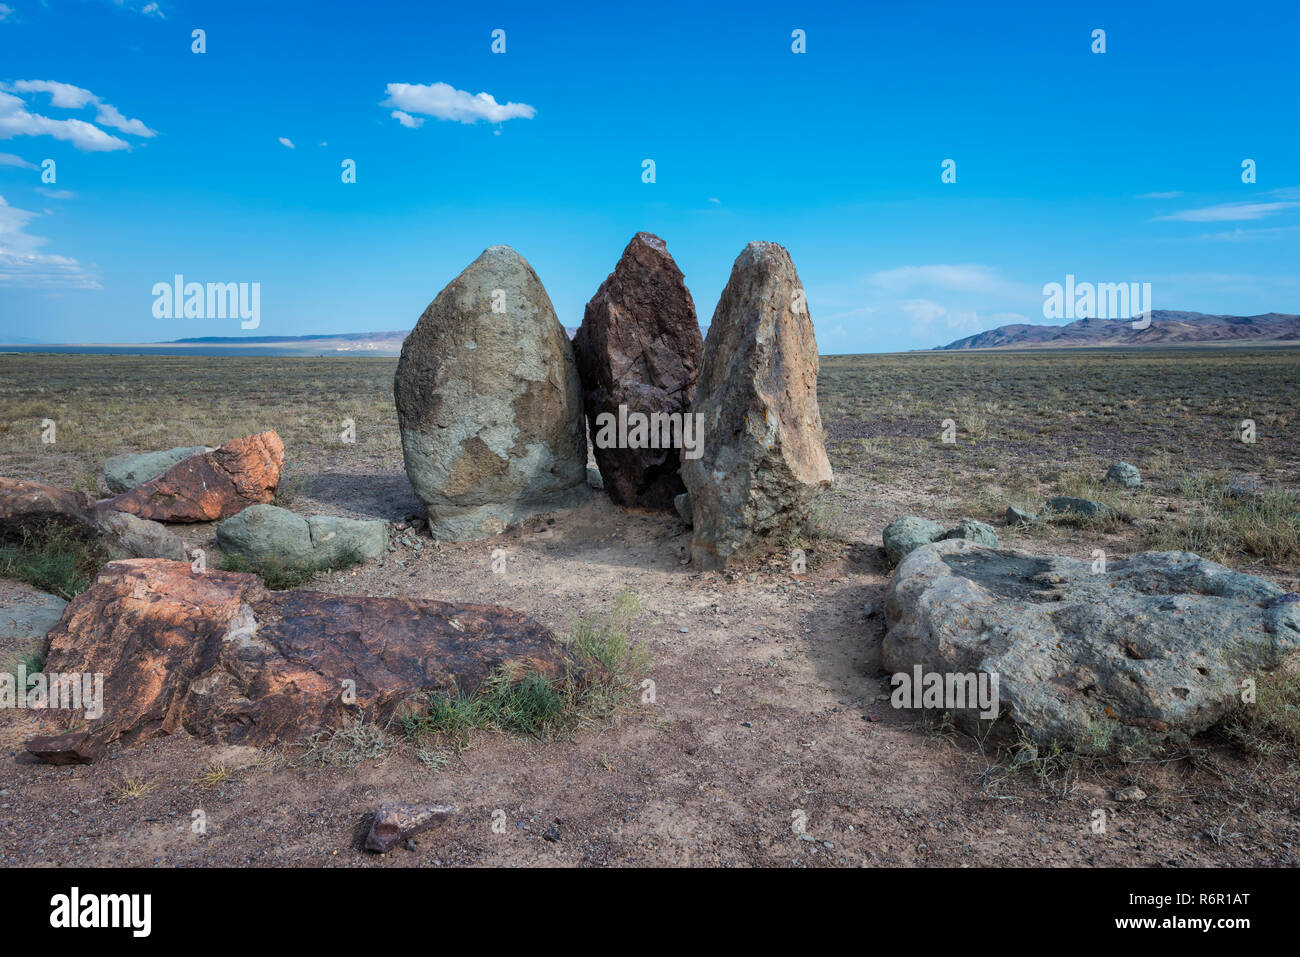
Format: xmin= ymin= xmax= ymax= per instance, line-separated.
xmin=882 ymin=516 xmax=999 ymax=564
xmin=0 ymin=586 xmax=67 ymax=646
xmin=680 ymin=242 xmax=832 ymax=569
xmin=882 ymin=517 xmax=947 ymax=564
xmin=394 ymin=246 xmax=589 ymax=541
xmin=1005 ymin=505 xmax=1037 ymax=526
xmin=104 ymin=446 xmax=211 ymax=494
xmin=216 ymin=504 xmax=387 ymax=572
xmin=883 ymin=539 xmax=1300 ymax=747
xmin=95 ymin=510 xmax=188 ymax=561
xmin=942 ymin=519 xmax=999 ymax=549
xmin=1105 ymin=461 xmax=1141 ymax=488
xmin=1045 ymin=496 xmax=1114 ymax=519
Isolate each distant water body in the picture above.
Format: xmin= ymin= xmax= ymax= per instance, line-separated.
xmin=0 ymin=345 xmax=401 ymax=357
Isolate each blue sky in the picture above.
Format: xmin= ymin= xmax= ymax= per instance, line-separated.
xmin=0 ymin=0 xmax=1297 ymax=353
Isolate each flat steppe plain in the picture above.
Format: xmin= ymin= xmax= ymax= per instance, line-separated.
xmin=0 ymin=348 xmax=1297 ymax=867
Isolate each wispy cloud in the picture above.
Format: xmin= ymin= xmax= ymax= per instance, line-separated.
xmin=278 ymin=137 xmax=295 ymax=149
xmin=5 ymin=80 xmax=156 ymax=137
xmin=0 ymin=194 xmax=99 ymax=288
xmin=1154 ymin=201 xmax=1300 ymax=222
xmin=869 ymin=263 xmax=1033 ymax=299
xmin=0 ymin=81 xmax=156 ymax=152
xmin=0 ymin=151 xmax=36 ymax=169
xmin=383 ymin=82 xmax=536 ymax=125
xmin=1196 ymin=224 xmax=1300 ymax=242
xmin=0 ymin=4 xmax=14 ymax=23
xmin=1137 ymin=190 xmax=1183 ymax=199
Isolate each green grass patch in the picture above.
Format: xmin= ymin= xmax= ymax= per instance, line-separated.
xmin=400 ymin=589 xmax=650 ymax=753
xmin=0 ymin=522 xmax=103 ymax=600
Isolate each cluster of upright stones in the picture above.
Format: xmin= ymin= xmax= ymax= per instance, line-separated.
xmin=393 ymin=237 xmax=832 ymax=569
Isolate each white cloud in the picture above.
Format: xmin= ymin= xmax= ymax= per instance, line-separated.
xmin=0 ymin=92 xmax=129 ymax=151
xmin=390 ymin=110 xmax=423 ymax=129
xmin=0 ymin=4 xmax=14 ymax=22
xmin=1154 ymin=201 xmax=1300 ymax=222
xmin=383 ymin=82 xmax=536 ymax=125
xmin=870 ymin=263 xmax=1033 ymax=299
xmin=36 ymin=187 xmax=75 ymax=199
xmin=141 ymin=2 xmax=164 ymax=17
xmin=1137 ymin=190 xmax=1183 ymax=199
xmin=278 ymin=137 xmax=295 ymax=149
xmin=7 ymin=80 xmax=156 ymax=137
xmin=0 ymin=151 xmax=36 ymax=168
xmin=0 ymin=194 xmax=99 ymax=288
xmin=0 ymin=81 xmax=156 ymax=150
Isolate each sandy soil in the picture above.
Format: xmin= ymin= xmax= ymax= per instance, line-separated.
xmin=2 ymin=466 xmax=1295 ymax=868
xmin=1 ymin=350 xmax=1297 ymax=868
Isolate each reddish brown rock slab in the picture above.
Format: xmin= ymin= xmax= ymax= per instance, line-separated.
xmin=0 ymin=476 xmax=188 ymax=559
xmin=95 ymin=430 xmax=285 ymax=523
xmin=364 ymin=802 xmax=457 ymax=853
xmin=0 ymin=477 xmax=97 ymax=540
xmin=573 ymin=232 xmax=702 ymax=509
xmin=26 ymin=559 xmax=567 ymax=763
xmin=24 ymin=730 xmax=105 ymax=765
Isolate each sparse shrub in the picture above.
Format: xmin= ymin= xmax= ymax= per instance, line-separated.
xmin=1223 ymin=668 xmax=1300 ymax=755
xmin=273 ymin=465 xmax=314 ymax=507
xmin=300 ymin=711 xmax=396 ymax=767
xmin=1144 ymin=476 xmax=1300 ymax=565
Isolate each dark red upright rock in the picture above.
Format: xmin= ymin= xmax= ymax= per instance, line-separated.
xmin=572 ymin=233 xmax=702 ymax=509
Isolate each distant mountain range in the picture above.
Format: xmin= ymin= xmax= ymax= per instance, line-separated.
xmin=934 ymin=312 xmax=1300 ymax=350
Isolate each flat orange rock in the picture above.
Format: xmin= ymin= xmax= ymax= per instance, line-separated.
xmin=26 ymin=558 xmax=568 ymax=763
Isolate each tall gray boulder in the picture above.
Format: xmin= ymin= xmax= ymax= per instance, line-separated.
xmin=680 ymin=242 xmax=833 ymax=569
xmin=394 ymin=246 xmax=589 ymax=540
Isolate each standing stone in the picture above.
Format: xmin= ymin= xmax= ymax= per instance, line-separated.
xmin=680 ymin=242 xmax=832 ymax=569
xmin=394 ymin=246 xmax=589 ymax=540
xmin=572 ymin=232 xmax=702 ymax=509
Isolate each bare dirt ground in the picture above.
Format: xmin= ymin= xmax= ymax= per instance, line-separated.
xmin=1 ymin=350 xmax=1297 ymax=867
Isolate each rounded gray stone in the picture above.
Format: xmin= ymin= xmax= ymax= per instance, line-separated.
xmin=1104 ymin=461 xmax=1141 ymax=488
xmin=394 ymin=246 xmax=589 ymax=541
xmin=882 ymin=516 xmax=947 ymax=564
